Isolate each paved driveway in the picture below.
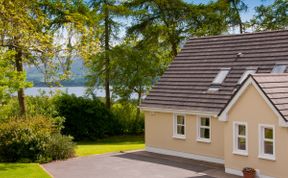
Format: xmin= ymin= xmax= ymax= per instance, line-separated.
xmin=43 ymin=151 xmax=240 ymax=178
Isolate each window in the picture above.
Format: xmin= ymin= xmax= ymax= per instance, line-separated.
xmin=272 ymin=64 xmax=286 ymax=73
xmin=173 ymin=114 xmax=185 ymax=139
xmin=212 ymin=68 xmax=230 ymax=84
xmin=197 ymin=116 xmax=211 ymax=142
xmin=233 ymin=122 xmax=248 ymax=156
xmin=259 ymin=124 xmax=275 ymax=160
xmin=238 ymin=69 xmax=256 ymax=84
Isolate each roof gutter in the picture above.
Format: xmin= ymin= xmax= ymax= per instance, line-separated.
xmin=140 ymin=106 xmax=218 ymax=117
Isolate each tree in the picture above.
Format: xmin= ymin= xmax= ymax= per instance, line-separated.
xmin=0 ymin=50 xmax=29 ymax=106
xmin=86 ymin=0 xmax=128 ymax=109
xmin=226 ymin=0 xmax=248 ymax=33
xmin=126 ymin=0 xmax=228 ymax=58
xmin=250 ymin=0 xmax=288 ymax=31
xmin=0 ymin=0 xmax=54 ymax=115
xmin=0 ymin=0 xmax=96 ymax=115
xmin=109 ymin=36 xmax=169 ymax=120
xmin=39 ymin=0 xmax=99 ymax=85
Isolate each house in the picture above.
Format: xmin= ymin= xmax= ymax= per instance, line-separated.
xmin=140 ymin=30 xmax=288 ymax=178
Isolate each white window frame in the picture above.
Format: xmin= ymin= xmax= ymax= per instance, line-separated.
xmin=173 ymin=114 xmax=186 ymax=139
xmin=258 ymin=124 xmax=275 ymax=161
xmin=197 ymin=116 xmax=211 ymax=143
xmin=233 ymin=122 xmax=248 ymax=156
xmin=271 ymin=64 xmax=287 ymax=73
xmin=212 ymin=68 xmax=230 ymax=84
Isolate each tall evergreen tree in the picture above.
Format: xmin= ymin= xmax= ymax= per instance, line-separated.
xmin=226 ymin=0 xmax=248 ymax=33
xmin=86 ymin=0 xmax=128 ymax=109
xmin=126 ymin=0 xmax=228 ymax=58
xmin=250 ymin=0 xmax=288 ymax=31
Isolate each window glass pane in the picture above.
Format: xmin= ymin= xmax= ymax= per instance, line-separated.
xmin=238 ymin=69 xmax=256 ymax=84
xmin=238 ymin=137 xmax=246 ymax=150
xmin=272 ymin=64 xmax=286 ymax=73
xmin=212 ymin=68 xmax=230 ymax=84
xmin=200 ymin=128 xmax=210 ymax=139
xmin=177 ymin=125 xmax=185 ymax=135
xmin=201 ymin=117 xmax=210 ymax=127
xmin=264 ymin=141 xmax=273 ymax=155
xmin=264 ymin=128 xmax=273 ymax=139
xmin=177 ymin=115 xmax=184 ymax=125
xmin=238 ymin=125 xmax=246 ymax=136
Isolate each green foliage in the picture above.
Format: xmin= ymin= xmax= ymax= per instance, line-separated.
xmin=54 ymin=94 xmax=121 ymax=140
xmin=109 ymin=38 xmax=167 ymax=101
xmin=125 ymin=0 xmax=228 ymax=57
xmin=25 ymin=95 xmax=65 ymax=131
xmin=112 ymin=102 xmax=144 ymax=134
xmin=46 ymin=133 xmax=75 ymax=160
xmin=0 ymin=115 xmax=75 ymax=163
xmin=225 ymin=0 xmax=248 ymax=33
xmin=0 ymin=116 xmax=53 ymax=163
xmin=250 ymin=0 xmax=288 ymax=31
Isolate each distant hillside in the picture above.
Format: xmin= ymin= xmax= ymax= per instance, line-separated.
xmin=26 ymin=58 xmax=87 ymax=87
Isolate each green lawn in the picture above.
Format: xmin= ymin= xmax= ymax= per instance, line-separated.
xmin=76 ymin=135 xmax=145 ymax=156
xmin=0 ymin=163 xmax=51 ymax=178
xmin=0 ymin=135 xmax=144 ymax=178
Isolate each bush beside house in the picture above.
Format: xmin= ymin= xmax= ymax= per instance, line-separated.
xmin=0 ymin=116 xmax=75 ymax=163
xmin=54 ymin=94 xmax=122 ymax=140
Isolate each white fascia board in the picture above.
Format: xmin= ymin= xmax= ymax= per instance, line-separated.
xmin=140 ymin=107 xmax=218 ymax=117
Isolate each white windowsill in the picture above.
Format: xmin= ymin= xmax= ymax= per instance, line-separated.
xmin=172 ymin=135 xmax=186 ymax=140
xmin=258 ymin=154 xmax=276 ymax=161
xmin=233 ymin=151 xmax=248 ymax=157
xmin=196 ymin=138 xmax=211 ymax=143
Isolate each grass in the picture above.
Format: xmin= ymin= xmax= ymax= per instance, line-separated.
xmin=0 ymin=163 xmax=51 ymax=178
xmin=76 ymin=135 xmax=145 ymax=156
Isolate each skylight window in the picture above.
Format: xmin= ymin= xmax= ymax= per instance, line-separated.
xmin=238 ymin=69 xmax=256 ymax=84
xmin=212 ymin=68 xmax=230 ymax=84
xmin=272 ymin=64 xmax=287 ymax=73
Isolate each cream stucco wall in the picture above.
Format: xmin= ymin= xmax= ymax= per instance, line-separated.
xmin=145 ymin=111 xmax=224 ymax=160
xmin=224 ymin=84 xmax=288 ymax=178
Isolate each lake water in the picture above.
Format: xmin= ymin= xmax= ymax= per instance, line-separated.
xmin=25 ymin=87 xmax=102 ymax=97
xmin=25 ymin=87 xmax=139 ymax=99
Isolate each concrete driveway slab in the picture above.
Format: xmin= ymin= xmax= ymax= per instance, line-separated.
xmin=42 ymin=151 xmax=240 ymax=178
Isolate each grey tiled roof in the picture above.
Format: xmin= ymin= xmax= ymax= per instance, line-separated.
xmin=141 ymin=30 xmax=288 ymax=114
xmin=252 ymin=74 xmax=288 ymax=121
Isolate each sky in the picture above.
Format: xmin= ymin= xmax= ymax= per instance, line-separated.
xmin=186 ymin=0 xmax=274 ymax=21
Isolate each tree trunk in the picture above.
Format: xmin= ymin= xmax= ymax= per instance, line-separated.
xmin=231 ymin=0 xmax=243 ymax=34
xmin=15 ymin=49 xmax=26 ymax=115
xmin=171 ymin=41 xmax=178 ymax=57
xmin=104 ymin=0 xmax=111 ymax=109
xmin=136 ymin=86 xmax=142 ymax=121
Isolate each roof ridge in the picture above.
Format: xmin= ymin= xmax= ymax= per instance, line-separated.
xmin=188 ymin=29 xmax=288 ymax=41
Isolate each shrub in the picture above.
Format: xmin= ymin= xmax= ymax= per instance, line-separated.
xmin=112 ymin=102 xmax=144 ymax=135
xmin=46 ymin=133 xmax=75 ymax=160
xmin=0 ymin=115 xmax=75 ymax=163
xmin=54 ymin=94 xmax=121 ymax=141
xmin=0 ymin=116 xmax=53 ymax=162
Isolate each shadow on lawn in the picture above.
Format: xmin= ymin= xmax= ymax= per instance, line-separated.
xmin=0 ymin=163 xmax=27 ymax=171
xmin=76 ymin=135 xmax=144 ymax=145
